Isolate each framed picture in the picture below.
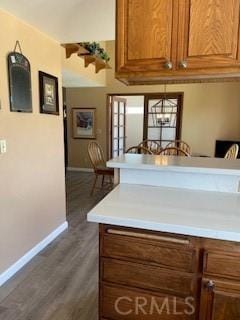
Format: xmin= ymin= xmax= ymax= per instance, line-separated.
xmin=72 ymin=108 xmax=96 ymax=139
xmin=39 ymin=71 xmax=59 ymax=115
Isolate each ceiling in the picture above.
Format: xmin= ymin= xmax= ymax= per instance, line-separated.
xmin=0 ymin=0 xmax=115 ymax=42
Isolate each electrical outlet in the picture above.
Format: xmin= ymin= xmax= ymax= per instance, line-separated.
xmin=0 ymin=140 xmax=7 ymax=154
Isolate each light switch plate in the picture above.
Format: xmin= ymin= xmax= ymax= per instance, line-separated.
xmin=0 ymin=140 xmax=7 ymax=154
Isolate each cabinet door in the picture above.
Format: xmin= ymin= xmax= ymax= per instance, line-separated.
xmin=200 ymin=279 xmax=240 ymax=320
xmin=178 ymin=0 xmax=240 ymax=71
xmin=116 ymin=0 xmax=178 ymax=73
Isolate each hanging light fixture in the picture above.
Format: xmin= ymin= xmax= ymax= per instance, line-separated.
xmin=151 ymin=85 xmax=175 ymax=127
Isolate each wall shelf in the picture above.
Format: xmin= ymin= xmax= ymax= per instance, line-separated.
xmin=62 ymin=43 xmax=111 ymax=74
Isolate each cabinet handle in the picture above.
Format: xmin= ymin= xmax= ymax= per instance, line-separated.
xmin=164 ymin=61 xmax=173 ymax=70
xmin=205 ymin=280 xmax=215 ymax=291
xmin=179 ymin=60 xmax=188 ymax=69
xmin=107 ymin=229 xmax=190 ymax=245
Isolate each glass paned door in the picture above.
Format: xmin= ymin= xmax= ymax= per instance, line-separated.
xmin=110 ymin=97 xmax=127 ymax=158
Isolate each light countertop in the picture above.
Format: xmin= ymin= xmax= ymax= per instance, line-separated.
xmin=107 ymin=154 xmax=240 ymax=176
xmin=87 ymin=184 xmax=240 ymax=242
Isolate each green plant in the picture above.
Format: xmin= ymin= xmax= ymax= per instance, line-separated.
xmin=79 ymin=42 xmax=110 ymax=63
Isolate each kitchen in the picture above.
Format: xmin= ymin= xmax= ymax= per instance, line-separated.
xmin=87 ymin=1 xmax=240 ymax=319
xmin=0 ymin=1 xmax=240 ymax=320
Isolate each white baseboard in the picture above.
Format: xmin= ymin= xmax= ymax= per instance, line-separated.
xmin=67 ymin=167 xmax=94 ymax=173
xmin=0 ymin=221 xmax=68 ymax=287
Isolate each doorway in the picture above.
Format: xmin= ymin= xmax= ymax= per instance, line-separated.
xmin=62 ymin=87 xmax=68 ymax=169
xmin=108 ymin=96 xmax=127 ymax=158
xmin=107 ymin=93 xmax=183 ymax=158
xmin=107 ymin=95 xmax=145 ymax=158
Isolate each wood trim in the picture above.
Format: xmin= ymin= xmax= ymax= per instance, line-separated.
xmin=116 ymin=71 xmax=240 ymax=85
xmin=177 ymin=92 xmax=184 ymax=140
xmin=107 ymin=92 xmax=185 ymax=97
xmin=106 ymin=95 xmax=112 ymax=160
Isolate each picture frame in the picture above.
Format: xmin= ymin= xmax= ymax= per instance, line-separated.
xmin=39 ymin=71 xmax=59 ymax=115
xmin=72 ymin=108 xmax=96 ymax=139
xmin=8 ymin=52 xmax=32 ymax=113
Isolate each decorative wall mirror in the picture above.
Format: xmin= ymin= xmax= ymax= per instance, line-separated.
xmin=8 ymin=42 xmax=32 ymax=112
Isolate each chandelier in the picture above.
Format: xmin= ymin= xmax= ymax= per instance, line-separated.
xmin=151 ymin=85 xmax=177 ymax=127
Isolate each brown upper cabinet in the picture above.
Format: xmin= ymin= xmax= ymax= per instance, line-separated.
xmin=116 ymin=0 xmax=240 ymax=84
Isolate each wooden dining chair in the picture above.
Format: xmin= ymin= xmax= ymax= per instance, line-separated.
xmin=88 ymin=142 xmax=114 ymax=195
xmin=165 ymin=140 xmax=191 ymax=155
xmin=159 ymin=147 xmax=190 ymax=157
xmin=224 ymin=144 xmax=239 ymax=159
xmin=126 ymin=146 xmax=153 ymax=155
xmin=138 ymin=140 xmax=161 ymax=154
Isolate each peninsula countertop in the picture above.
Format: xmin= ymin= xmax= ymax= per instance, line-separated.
xmin=107 ymin=154 xmax=240 ymax=175
xmin=87 ymin=183 xmax=240 ymax=242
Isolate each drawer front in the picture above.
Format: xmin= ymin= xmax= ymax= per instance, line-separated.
xmin=204 ymin=251 xmax=240 ymax=280
xmin=101 ymin=284 xmax=196 ymax=320
xmin=102 ymin=228 xmax=197 ymax=273
xmin=102 ymin=258 xmax=196 ymax=297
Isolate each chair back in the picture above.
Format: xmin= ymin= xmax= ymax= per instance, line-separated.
xmin=159 ymin=147 xmax=190 ymax=156
xmin=165 ymin=140 xmax=191 ymax=155
xmin=224 ymin=144 xmax=239 ymax=159
xmin=126 ymin=146 xmax=153 ymax=155
xmin=88 ymin=142 xmax=105 ymax=171
xmin=138 ymin=140 xmax=161 ymax=154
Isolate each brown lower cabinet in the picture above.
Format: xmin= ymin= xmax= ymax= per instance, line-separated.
xmin=199 ymin=279 xmax=240 ymax=320
xmin=99 ymin=225 xmax=240 ymax=320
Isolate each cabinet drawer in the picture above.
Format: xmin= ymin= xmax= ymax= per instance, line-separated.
xmin=204 ymin=251 xmax=240 ymax=280
xmin=102 ymin=227 xmax=197 ymax=272
xmin=102 ymin=258 xmax=196 ymax=297
xmin=101 ymin=284 xmax=195 ymax=320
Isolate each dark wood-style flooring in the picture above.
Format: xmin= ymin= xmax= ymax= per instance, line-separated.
xmin=0 ymin=171 xmax=109 ymax=320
